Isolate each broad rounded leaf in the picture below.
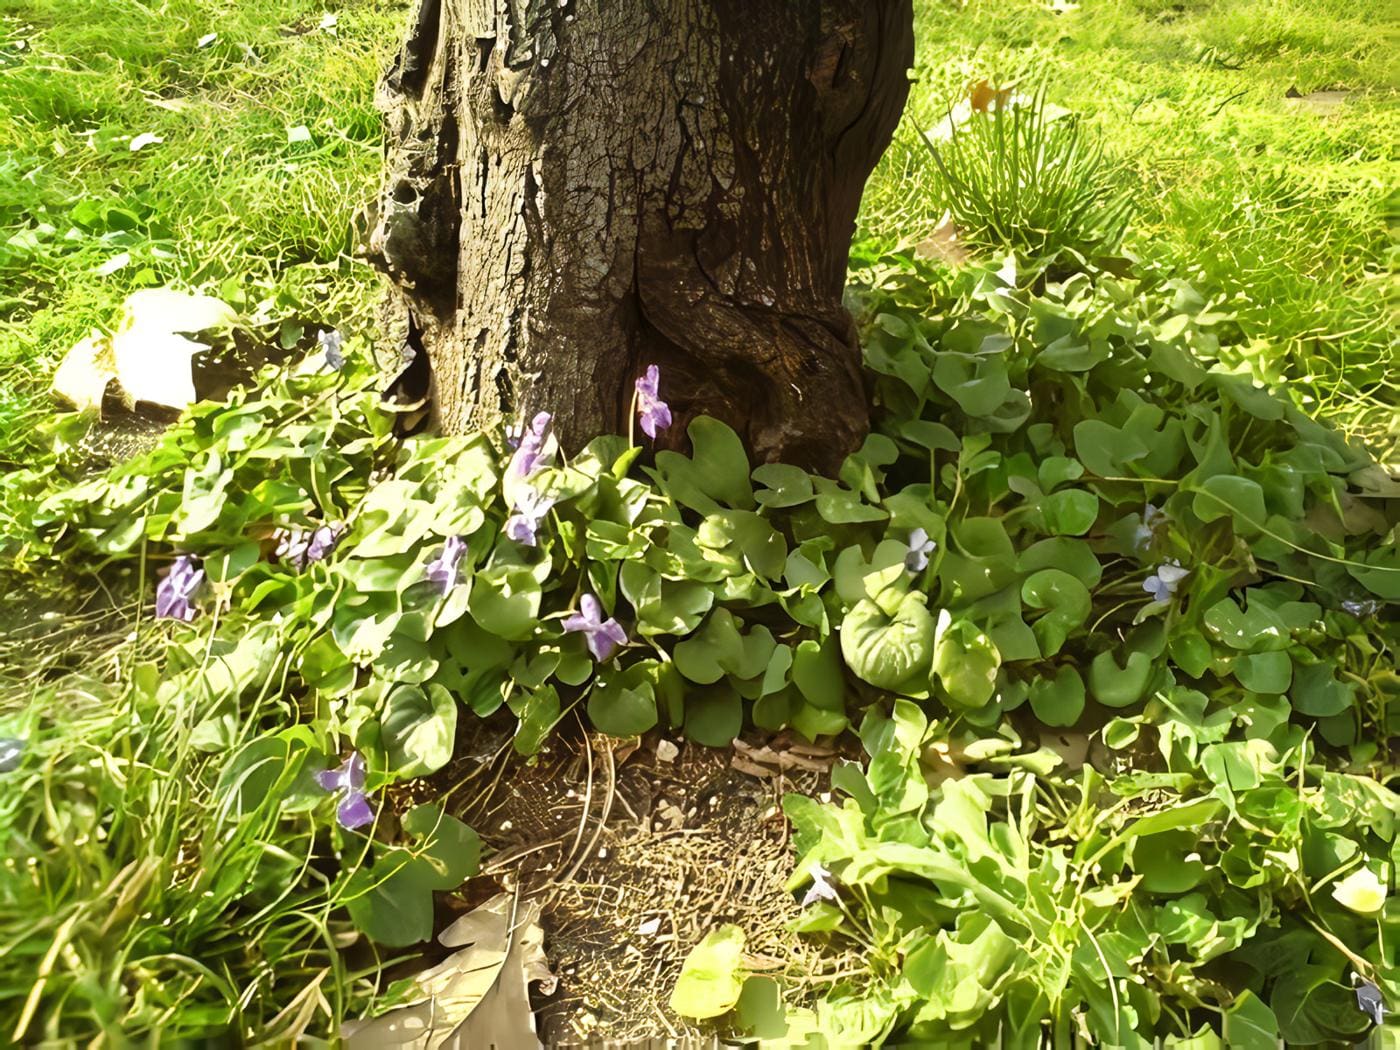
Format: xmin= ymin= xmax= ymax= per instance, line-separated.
xmin=840 ymin=595 xmax=935 ymax=691
xmin=932 ymin=609 xmax=1001 ymax=709
xmin=670 ymin=925 xmax=747 ymax=1019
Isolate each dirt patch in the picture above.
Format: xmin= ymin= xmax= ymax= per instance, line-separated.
xmin=433 ymin=717 xmax=858 ymax=1046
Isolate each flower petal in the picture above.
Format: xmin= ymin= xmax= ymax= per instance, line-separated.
xmin=337 ymin=791 xmax=374 ymax=830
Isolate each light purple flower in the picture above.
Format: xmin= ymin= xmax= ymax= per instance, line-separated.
xmin=1342 ymin=599 xmax=1381 ymax=619
xmin=306 ymin=523 xmax=344 ymax=563
xmin=905 ymin=528 xmax=936 ymax=573
xmin=505 ymin=487 xmax=556 ymax=547
xmin=801 ymin=862 xmax=840 ymax=907
xmin=1134 ymin=503 xmax=1165 ymax=551
xmin=0 ymin=738 xmax=24 ymax=774
xmin=424 ymin=535 xmax=467 ymax=594
xmin=318 ymin=329 xmax=344 ymax=370
xmin=635 ymin=365 xmax=672 ymax=440
xmin=275 ymin=522 xmax=344 ymax=571
xmin=1356 ymin=979 xmax=1387 ymax=1026
xmin=562 ymin=593 xmax=628 ymax=661
xmin=1143 ymin=559 xmax=1188 ymax=603
xmin=156 ymin=554 xmax=203 ymax=621
xmin=315 ymin=752 xmax=373 ymax=830
xmin=508 ymin=412 xmax=553 ymax=478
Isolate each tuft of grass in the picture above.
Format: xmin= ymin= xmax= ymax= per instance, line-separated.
xmin=924 ymin=87 xmax=1135 ymax=258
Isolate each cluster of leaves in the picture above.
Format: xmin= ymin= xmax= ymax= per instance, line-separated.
xmin=7 ymin=238 xmax=1396 ymax=1041
xmin=771 ymin=698 xmax=1397 ymax=1047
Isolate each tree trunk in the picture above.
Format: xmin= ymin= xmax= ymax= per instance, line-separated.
xmin=366 ymin=0 xmax=913 ymax=473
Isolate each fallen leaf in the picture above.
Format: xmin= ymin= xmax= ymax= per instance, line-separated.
xmin=52 ymin=332 xmax=117 ymax=414
xmin=670 ymin=924 xmax=748 ymax=1019
xmin=111 ymin=289 xmax=236 ymax=410
xmin=914 ymin=215 xmax=972 ymax=267
xmin=129 ymin=132 xmax=163 ymax=152
xmin=344 ymin=893 xmax=554 ymax=1050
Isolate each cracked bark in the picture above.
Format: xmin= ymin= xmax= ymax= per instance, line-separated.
xmin=366 ymin=0 xmax=914 ymax=473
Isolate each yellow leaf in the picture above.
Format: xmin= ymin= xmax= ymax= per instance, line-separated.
xmin=1331 ymin=867 xmax=1387 ymax=914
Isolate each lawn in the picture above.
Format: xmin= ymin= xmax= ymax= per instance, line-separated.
xmin=0 ymin=0 xmax=1396 ymax=1045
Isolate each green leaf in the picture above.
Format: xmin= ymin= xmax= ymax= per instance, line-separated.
xmin=932 ymin=610 xmax=1001 ymax=709
xmin=1089 ymin=648 xmax=1154 ymax=709
xmin=1193 ymin=475 xmax=1267 ymax=536
xmin=381 ymin=683 xmax=457 ymax=776
xmin=685 ymin=685 xmax=743 ymax=746
xmin=1291 ymin=660 xmax=1355 ymax=717
xmin=588 ymin=666 xmax=659 ymax=738
xmin=753 ymin=463 xmax=814 ymax=508
xmin=932 ymin=352 xmax=1011 ymax=417
xmin=1230 ymin=650 xmax=1292 ymax=694
xmin=399 ymin=804 xmax=482 ymax=888
xmin=840 ymin=594 xmax=936 ymax=691
xmin=1034 ymin=489 xmax=1099 ymax=536
xmin=674 ymin=610 xmax=775 ymax=685
xmin=1021 ymin=569 xmax=1092 ymax=656
xmin=467 ymin=562 xmax=544 ymax=640
xmin=653 ymin=417 xmax=754 ymax=513
xmin=1222 ymin=991 xmax=1279 ymax=1050
xmin=1029 ymin=667 xmax=1085 ymax=727
xmin=671 ymin=925 xmax=748 ymax=1019
xmin=697 ymin=509 xmax=787 ymax=579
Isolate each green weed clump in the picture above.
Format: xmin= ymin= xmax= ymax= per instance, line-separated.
xmin=925 ymin=88 xmax=1135 ymax=259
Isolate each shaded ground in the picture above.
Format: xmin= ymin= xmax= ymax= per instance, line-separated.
xmin=429 ymin=717 xmax=859 ymax=1045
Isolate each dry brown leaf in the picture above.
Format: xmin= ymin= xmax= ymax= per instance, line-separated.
xmin=344 ymin=893 xmax=555 ymax=1050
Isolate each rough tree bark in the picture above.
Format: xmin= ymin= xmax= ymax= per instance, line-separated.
xmin=366 ymin=0 xmax=914 ymax=473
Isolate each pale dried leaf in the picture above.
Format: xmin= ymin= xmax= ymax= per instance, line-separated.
xmin=345 ymin=893 xmax=554 ymax=1050
xmin=111 ymin=289 xmax=235 ymax=410
xmin=52 ymin=332 xmax=117 ymax=414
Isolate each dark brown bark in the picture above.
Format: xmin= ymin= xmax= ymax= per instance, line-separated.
xmin=366 ymin=0 xmax=913 ymax=473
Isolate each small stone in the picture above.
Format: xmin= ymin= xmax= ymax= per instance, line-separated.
xmin=655 ymin=739 xmax=679 ymax=763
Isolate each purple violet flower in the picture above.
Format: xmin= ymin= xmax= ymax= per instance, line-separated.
xmin=635 ymin=365 xmax=672 ymax=440
xmin=1134 ymin=503 xmax=1165 ymax=552
xmin=424 ymin=535 xmax=467 ymax=594
xmin=275 ymin=522 xmax=344 ymax=571
xmin=0 ymin=737 xmax=24 ymax=774
xmin=315 ymin=752 xmax=373 ymax=830
xmin=801 ymin=862 xmax=840 ymax=907
xmin=1356 ymin=979 xmax=1387 ymax=1026
xmin=505 ymin=488 xmax=556 ymax=547
xmin=306 ymin=523 xmax=344 ymax=563
xmin=562 ymin=593 xmax=628 ymax=662
xmin=905 ymin=528 xmax=936 ymax=573
xmin=1143 ymin=559 xmax=1188 ymax=603
xmin=1342 ymin=599 xmax=1382 ymax=619
xmin=156 ymin=555 xmax=204 ymax=622
xmin=508 ymin=412 xmax=553 ymax=479
xmin=318 ymin=329 xmax=345 ymax=370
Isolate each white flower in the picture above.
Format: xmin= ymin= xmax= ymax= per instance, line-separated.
xmin=1134 ymin=503 xmax=1164 ymax=551
xmin=905 ymin=528 xmax=936 ymax=573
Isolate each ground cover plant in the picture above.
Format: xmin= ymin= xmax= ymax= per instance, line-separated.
xmin=0 ymin=0 xmax=1396 ymax=1045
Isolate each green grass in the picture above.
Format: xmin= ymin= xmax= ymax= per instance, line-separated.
xmin=861 ymin=0 xmax=1398 ymax=454
xmin=0 ymin=0 xmax=403 ymax=468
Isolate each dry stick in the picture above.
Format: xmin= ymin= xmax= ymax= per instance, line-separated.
xmin=556 ymin=740 xmax=617 ymax=888
xmin=552 ymin=730 xmax=596 ymax=886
